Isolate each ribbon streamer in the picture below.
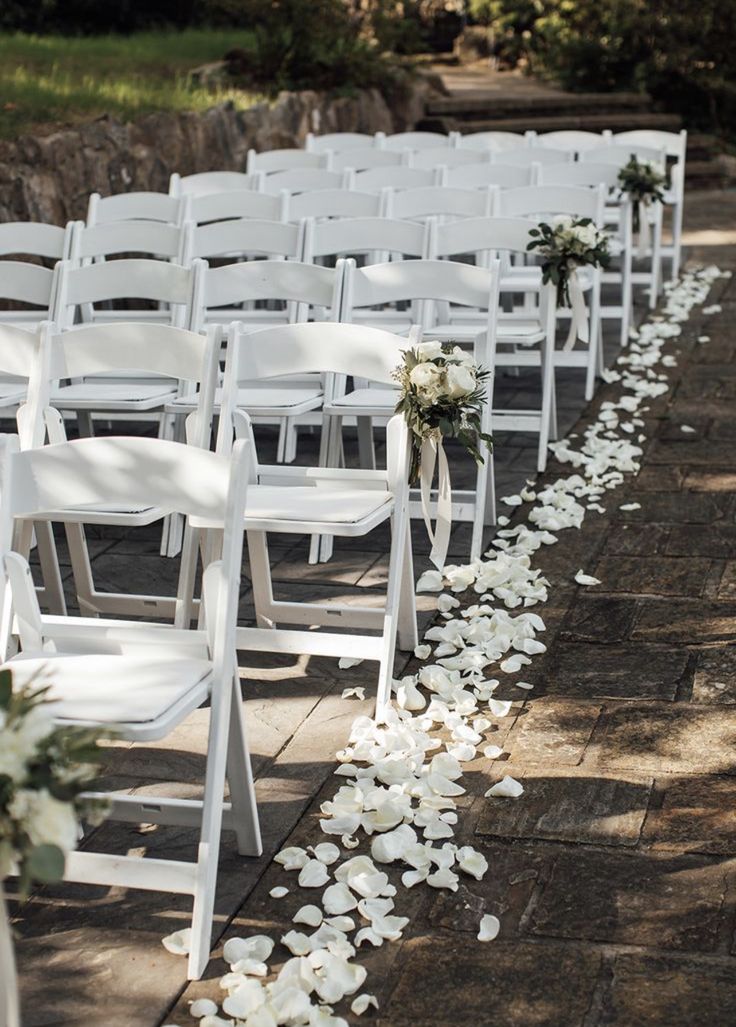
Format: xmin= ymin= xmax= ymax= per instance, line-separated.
xmin=636 ymin=198 xmax=651 ymax=259
xmin=419 ymin=436 xmax=453 ymax=571
xmin=0 ymin=883 xmax=20 ymax=1027
xmin=563 ymin=267 xmax=590 ymax=351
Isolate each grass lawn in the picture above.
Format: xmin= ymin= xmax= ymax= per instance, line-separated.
xmin=0 ymin=30 xmax=262 ymax=139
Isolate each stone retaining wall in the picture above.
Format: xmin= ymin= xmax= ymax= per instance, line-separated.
xmin=0 ymin=79 xmax=433 ymax=224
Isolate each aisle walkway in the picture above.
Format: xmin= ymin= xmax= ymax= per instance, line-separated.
xmin=10 ymin=190 xmax=736 ymax=1026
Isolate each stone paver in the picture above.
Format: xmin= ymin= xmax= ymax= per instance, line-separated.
xmin=7 ymin=191 xmax=736 ymax=1027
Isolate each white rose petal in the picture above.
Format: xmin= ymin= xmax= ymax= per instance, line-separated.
xmin=293 ymin=904 xmax=323 ymax=928
xmin=341 ymin=687 xmax=366 ymax=700
xmin=477 ymin=914 xmax=501 ymax=942
xmin=416 ymin=570 xmax=444 ymax=592
xmin=351 ymin=993 xmax=379 ymax=1016
xmin=269 ymin=886 xmax=288 ymax=898
xmin=189 ymin=999 xmax=218 ymax=1018
xmin=298 ymin=859 xmax=331 ymax=888
xmin=162 ymin=928 xmax=191 ymax=956
xmin=485 ymin=775 xmax=524 ymax=799
xmin=574 ymin=570 xmax=601 ymax=586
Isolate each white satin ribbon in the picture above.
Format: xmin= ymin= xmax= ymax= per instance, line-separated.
xmin=419 ymin=435 xmax=452 ymax=571
xmin=637 ymin=198 xmax=651 ymax=258
xmin=563 ymin=268 xmax=590 ymax=351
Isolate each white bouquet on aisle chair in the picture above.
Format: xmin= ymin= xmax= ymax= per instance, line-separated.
xmin=0 ymin=670 xmax=105 ymax=1027
xmin=394 ymin=341 xmax=492 ymax=570
xmin=527 ymin=216 xmax=610 ymax=348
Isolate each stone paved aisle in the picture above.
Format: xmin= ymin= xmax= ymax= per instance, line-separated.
xmin=9 ymin=191 xmax=736 ymax=1026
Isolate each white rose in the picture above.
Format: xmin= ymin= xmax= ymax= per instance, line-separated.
xmin=552 ymin=215 xmax=574 ymax=231
xmin=450 ymin=346 xmax=475 ymax=366
xmin=9 ymin=788 xmax=79 ymax=853
xmin=414 ymin=341 xmax=443 ymax=361
xmin=409 ymin=361 xmax=443 ymax=404
xmin=575 ymin=224 xmax=598 ymax=249
xmin=0 ymin=705 xmax=54 ymax=783
xmin=445 ymin=362 xmax=476 ymax=399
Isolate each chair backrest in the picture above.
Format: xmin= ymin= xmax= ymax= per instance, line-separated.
xmin=342 ymin=258 xmax=496 ymax=330
xmin=387 ymin=185 xmax=493 ymax=220
xmin=383 ymin=131 xmax=458 ymax=151
xmin=199 ymin=259 xmax=344 ymax=326
xmin=246 ymin=148 xmax=328 ymax=174
xmin=287 ymin=188 xmax=383 ymax=222
xmin=0 ymin=323 xmax=46 ymax=383
xmin=430 ymin=216 xmax=542 ymax=261
xmin=531 ymin=130 xmax=610 ymax=152
xmin=581 ymin=144 xmax=666 ymax=169
xmin=539 ymin=162 xmax=622 ymax=190
xmin=446 ymin=163 xmax=534 ymax=189
xmin=457 ymin=131 xmax=528 ymax=151
xmin=53 ymin=258 xmax=203 ymax=331
xmin=189 ymin=218 xmax=303 ymax=263
xmin=330 ymin=148 xmax=407 ymax=172
xmin=261 ymin=168 xmax=349 ymax=195
xmin=0 ymin=222 xmax=72 ymax=261
xmin=497 ymin=184 xmax=604 ymax=224
xmin=613 ymin=129 xmax=687 ymax=161
xmin=303 ymin=217 xmax=428 ymax=263
xmin=169 ymin=171 xmax=263 ymax=197
xmin=354 ymin=166 xmax=441 ymax=192
xmin=495 ymin=147 xmax=573 ymax=167
xmin=87 ymin=191 xmax=185 ymax=226
xmin=306 ymin=131 xmax=382 ymax=152
xmin=411 ymin=148 xmax=492 ymax=170
xmin=69 ymin=220 xmax=188 ymax=263
xmin=187 ymin=189 xmax=286 ymax=225
xmin=0 ymin=262 xmax=56 ymax=316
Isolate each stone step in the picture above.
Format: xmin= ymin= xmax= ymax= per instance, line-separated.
xmin=687 ymin=134 xmax=720 ymax=161
xmin=685 ymin=158 xmax=736 ymax=191
xmin=426 ymin=90 xmax=652 ymax=118
xmin=420 ymin=110 xmax=682 ymax=135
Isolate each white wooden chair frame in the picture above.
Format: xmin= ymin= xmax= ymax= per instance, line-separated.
xmin=209 ymin=321 xmax=417 ymax=711
xmin=0 ymin=434 xmax=260 ymax=980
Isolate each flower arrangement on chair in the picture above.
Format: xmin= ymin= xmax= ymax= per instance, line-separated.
xmin=0 ymin=670 xmax=105 ymax=1027
xmin=617 ymin=154 xmax=667 ymax=255
xmin=394 ymin=341 xmax=492 ymax=569
xmin=527 ymin=216 xmax=610 ymax=347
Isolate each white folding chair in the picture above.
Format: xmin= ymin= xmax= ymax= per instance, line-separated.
xmin=246 ymin=148 xmax=329 ymax=174
xmin=87 ymin=191 xmax=186 ymax=227
xmin=495 ymin=147 xmax=574 ymax=167
xmin=540 ymin=162 xmax=634 ymax=345
xmin=260 ymin=168 xmax=351 ymax=195
xmin=446 ymin=163 xmax=535 ymax=190
xmin=0 ymin=433 xmax=259 ymax=980
xmin=0 ymin=323 xmax=65 ymax=615
xmin=383 ymin=131 xmax=459 ymax=151
xmin=354 ymin=166 xmax=442 ymax=193
xmin=582 ymin=144 xmax=666 ymax=306
xmin=612 ymin=129 xmax=687 ymax=280
xmin=0 ymin=221 xmax=74 ymax=263
xmin=0 ymin=259 xmax=57 ymax=329
xmin=286 ymin=188 xmax=383 ymax=222
xmin=386 ymin=185 xmax=494 ymax=221
xmin=333 ymin=258 xmax=500 ymax=559
xmin=169 ymin=171 xmax=264 ymax=197
xmin=457 ymin=131 xmax=529 ymax=151
xmin=193 ymin=260 xmax=345 ymax=464
xmin=186 ymin=189 xmax=287 ymax=226
xmin=529 ymin=130 xmax=611 ymax=154
xmin=330 ymin=148 xmax=408 ymax=172
xmin=496 ymin=185 xmax=605 ymax=400
xmin=410 ymin=147 xmax=492 ymax=170
xmin=41 ymin=321 xmax=220 ymax=614
xmin=306 ymin=131 xmax=384 ymax=152
xmin=213 ymin=321 xmax=417 ymax=710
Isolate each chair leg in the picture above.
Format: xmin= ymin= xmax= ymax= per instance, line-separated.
xmin=470 ymin=457 xmax=488 ymax=563
xmin=226 ymin=674 xmax=262 ymax=858
xmin=376 ymin=508 xmax=408 ymax=712
xmin=284 ymin=419 xmax=297 ymax=464
xmin=187 ymin=671 xmax=236 ymax=980
xmin=397 ymin=520 xmax=418 ymax=653
xmin=670 ymin=199 xmax=683 ymax=281
xmin=63 ymin=522 xmax=100 ymax=618
xmin=620 ymin=250 xmax=633 ymax=348
xmin=246 ymin=531 xmax=275 ymax=629
xmin=356 ymin=415 xmax=376 ymax=471
xmin=34 ymin=522 xmax=66 ymax=615
xmin=537 ymin=336 xmax=555 ymax=473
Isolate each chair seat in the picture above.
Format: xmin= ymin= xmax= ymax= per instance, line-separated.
xmin=245 ymin=485 xmax=393 ymax=531
xmin=501 ymin=266 xmax=595 ymax=290
xmin=169 ymin=385 xmax=323 ymax=417
xmin=325 ymin=388 xmax=398 ymax=414
xmin=5 ymin=653 xmax=212 ymax=731
xmin=51 ymin=382 xmax=178 ymax=411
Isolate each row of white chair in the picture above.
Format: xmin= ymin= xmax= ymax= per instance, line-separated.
xmin=0 ymin=312 xmax=429 ymax=979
